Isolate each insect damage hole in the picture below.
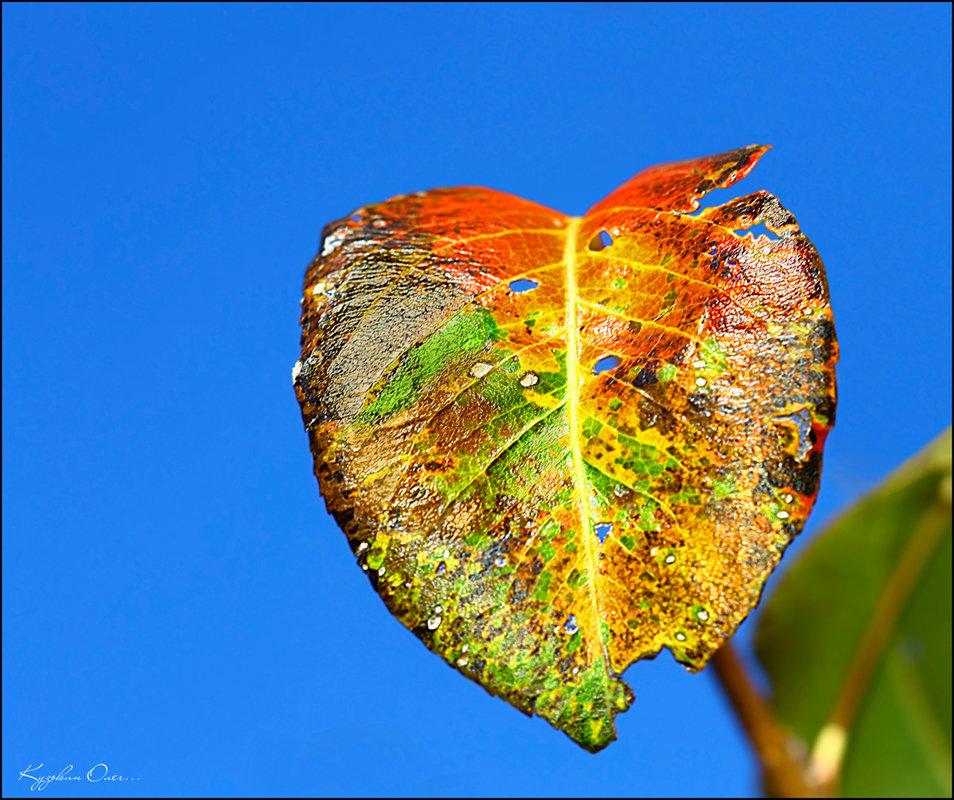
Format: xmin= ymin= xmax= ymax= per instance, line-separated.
xmin=509 ymin=278 xmax=540 ymax=293
xmin=588 ymin=229 xmax=614 ymax=251
xmin=595 ymin=523 xmax=612 ymax=543
xmin=593 ymin=355 xmax=621 ymax=375
xmin=772 ymin=408 xmax=814 ymax=461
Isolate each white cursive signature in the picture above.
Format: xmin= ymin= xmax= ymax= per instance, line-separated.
xmin=18 ymin=763 xmax=140 ymax=791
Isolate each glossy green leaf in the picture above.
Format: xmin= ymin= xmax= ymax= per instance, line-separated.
xmin=755 ymin=428 xmax=952 ymax=796
xmin=296 ymin=146 xmax=837 ymax=751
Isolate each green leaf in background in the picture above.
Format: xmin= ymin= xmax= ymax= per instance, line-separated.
xmin=755 ymin=428 xmax=952 ymax=797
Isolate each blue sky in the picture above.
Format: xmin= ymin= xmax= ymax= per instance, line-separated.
xmin=3 ymin=3 xmax=950 ymax=797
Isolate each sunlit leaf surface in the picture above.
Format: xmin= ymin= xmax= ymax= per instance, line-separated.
xmin=295 ymin=145 xmax=837 ymax=750
xmin=755 ymin=429 xmax=951 ymax=796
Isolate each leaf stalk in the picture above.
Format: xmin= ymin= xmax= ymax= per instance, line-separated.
xmin=712 ymin=643 xmax=821 ymax=798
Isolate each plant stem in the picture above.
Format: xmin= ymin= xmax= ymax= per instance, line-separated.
xmin=810 ymin=490 xmax=951 ymax=795
xmin=712 ymin=642 xmax=820 ymax=798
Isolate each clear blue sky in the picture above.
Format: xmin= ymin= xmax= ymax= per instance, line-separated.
xmin=3 ymin=3 xmax=950 ymax=796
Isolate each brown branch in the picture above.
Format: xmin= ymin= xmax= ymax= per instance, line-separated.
xmin=712 ymin=642 xmax=820 ymax=798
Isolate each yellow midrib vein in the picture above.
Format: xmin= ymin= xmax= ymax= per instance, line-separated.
xmin=563 ymin=217 xmax=607 ymax=667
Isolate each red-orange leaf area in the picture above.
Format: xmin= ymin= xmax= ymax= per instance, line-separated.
xmin=294 ymin=146 xmax=838 ymax=751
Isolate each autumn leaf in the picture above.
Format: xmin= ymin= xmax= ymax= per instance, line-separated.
xmin=294 ymin=145 xmax=838 ymax=751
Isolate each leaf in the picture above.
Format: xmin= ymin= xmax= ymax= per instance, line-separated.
xmin=754 ymin=428 xmax=952 ymax=796
xmin=295 ymin=145 xmax=837 ymax=751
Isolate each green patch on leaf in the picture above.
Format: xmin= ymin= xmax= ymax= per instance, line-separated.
xmin=356 ymin=307 xmax=504 ymax=424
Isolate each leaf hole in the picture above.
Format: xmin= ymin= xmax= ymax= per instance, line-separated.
xmin=588 ymin=229 xmax=614 ymax=251
xmin=509 ymin=278 xmax=540 ymax=293
xmin=595 ymin=523 xmax=612 ymax=543
xmin=772 ymin=408 xmax=814 ymax=461
xmin=593 ymin=355 xmax=621 ymax=375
